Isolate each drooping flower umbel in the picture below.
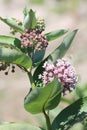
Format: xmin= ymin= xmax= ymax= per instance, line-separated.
xmin=39 ymin=59 xmax=78 ymax=95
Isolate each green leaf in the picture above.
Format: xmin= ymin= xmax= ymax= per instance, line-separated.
xmin=24 ymin=78 xmax=63 ymax=114
xmin=0 ymin=45 xmax=32 ymax=71
xmin=23 ymin=7 xmax=29 ymax=18
xmin=23 ymin=9 xmax=37 ymax=30
xmin=0 ymin=123 xmax=41 ymax=130
xmin=0 ymin=35 xmax=27 ymax=55
xmin=52 ymin=97 xmax=87 ymax=130
xmin=0 ymin=35 xmax=21 ymax=49
xmin=45 ymin=29 xmax=68 ymax=41
xmin=32 ymin=50 xmax=45 ymax=66
xmin=48 ymin=29 xmax=78 ymax=63
xmin=49 ymin=107 xmax=61 ymax=123
xmin=33 ymin=30 xmax=78 ymax=86
xmin=0 ymin=17 xmax=24 ymax=33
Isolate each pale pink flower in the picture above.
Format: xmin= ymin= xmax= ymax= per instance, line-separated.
xmin=39 ymin=59 xmax=78 ymax=95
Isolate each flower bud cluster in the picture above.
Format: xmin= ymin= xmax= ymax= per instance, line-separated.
xmin=20 ymin=29 xmax=48 ymax=51
xmin=36 ymin=18 xmax=45 ymax=33
xmin=0 ymin=62 xmax=15 ymax=75
xmin=39 ymin=59 xmax=78 ymax=95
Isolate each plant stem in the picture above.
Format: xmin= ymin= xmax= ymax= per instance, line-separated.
xmin=27 ymin=71 xmax=35 ymax=89
xmin=43 ymin=108 xmax=52 ymax=130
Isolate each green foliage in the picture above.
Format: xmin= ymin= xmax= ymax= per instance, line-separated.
xmin=52 ymin=97 xmax=87 ymax=130
xmin=24 ymin=78 xmax=63 ymax=114
xmin=69 ymin=123 xmax=84 ymax=130
xmin=0 ymin=35 xmax=32 ymax=71
xmin=45 ymin=29 xmax=68 ymax=41
xmin=0 ymin=123 xmax=41 ymax=130
xmin=0 ymin=46 xmax=32 ymax=71
xmin=23 ymin=7 xmax=29 ymax=18
xmin=0 ymin=35 xmax=27 ymax=53
xmin=0 ymin=17 xmax=24 ymax=33
xmin=29 ymin=0 xmax=44 ymax=4
xmin=33 ymin=30 xmax=77 ymax=86
xmin=49 ymin=106 xmax=61 ymax=123
xmin=48 ymin=29 xmax=77 ymax=63
xmin=23 ymin=9 xmax=37 ymax=30
xmin=32 ymin=29 xmax=69 ymax=66
xmin=0 ymin=35 xmax=21 ymax=49
xmin=0 ymin=8 xmax=82 ymax=130
xmin=32 ymin=50 xmax=45 ymax=66
xmin=75 ymin=84 xmax=87 ymax=98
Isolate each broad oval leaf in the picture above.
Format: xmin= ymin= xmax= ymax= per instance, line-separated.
xmin=33 ymin=30 xmax=78 ymax=86
xmin=32 ymin=50 xmax=45 ymax=66
xmin=0 ymin=123 xmax=41 ymax=130
xmin=0 ymin=17 xmax=24 ymax=33
xmin=23 ymin=9 xmax=37 ymax=30
xmin=45 ymin=29 xmax=68 ymax=41
xmin=0 ymin=35 xmax=21 ymax=49
xmin=52 ymin=97 xmax=87 ymax=130
xmin=24 ymin=78 xmax=63 ymax=114
xmin=0 ymin=45 xmax=32 ymax=71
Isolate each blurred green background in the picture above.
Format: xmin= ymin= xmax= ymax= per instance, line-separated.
xmin=0 ymin=0 xmax=87 ymax=129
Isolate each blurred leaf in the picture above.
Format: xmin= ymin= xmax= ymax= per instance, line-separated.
xmin=45 ymin=29 xmax=68 ymax=41
xmin=0 ymin=123 xmax=41 ymax=130
xmin=49 ymin=106 xmax=61 ymax=123
xmin=24 ymin=78 xmax=62 ymax=114
xmin=52 ymin=97 xmax=87 ymax=130
xmin=61 ymin=97 xmax=73 ymax=104
xmin=0 ymin=17 xmax=24 ymax=33
xmin=0 ymin=45 xmax=32 ymax=71
xmin=53 ymin=0 xmax=80 ymax=14
xmin=82 ymin=117 xmax=87 ymax=129
xmin=23 ymin=7 xmax=29 ymax=18
xmin=33 ymin=30 xmax=78 ymax=86
xmin=32 ymin=50 xmax=45 ymax=66
xmin=23 ymin=9 xmax=37 ymax=30
xmin=29 ymin=0 xmax=44 ymax=4
xmin=75 ymin=84 xmax=87 ymax=98
xmin=69 ymin=123 xmax=84 ymax=130
xmin=35 ymin=114 xmax=47 ymax=130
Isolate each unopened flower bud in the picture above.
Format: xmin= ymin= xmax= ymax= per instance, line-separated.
xmin=20 ymin=29 xmax=48 ymax=51
xmin=36 ymin=18 xmax=45 ymax=33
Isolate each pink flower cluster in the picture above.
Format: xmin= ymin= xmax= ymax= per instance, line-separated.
xmin=39 ymin=59 xmax=78 ymax=94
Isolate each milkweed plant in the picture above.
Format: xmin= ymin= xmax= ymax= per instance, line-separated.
xmin=0 ymin=8 xmax=87 ymax=130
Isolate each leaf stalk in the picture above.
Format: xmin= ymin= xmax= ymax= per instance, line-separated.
xmin=27 ymin=71 xmax=35 ymax=89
